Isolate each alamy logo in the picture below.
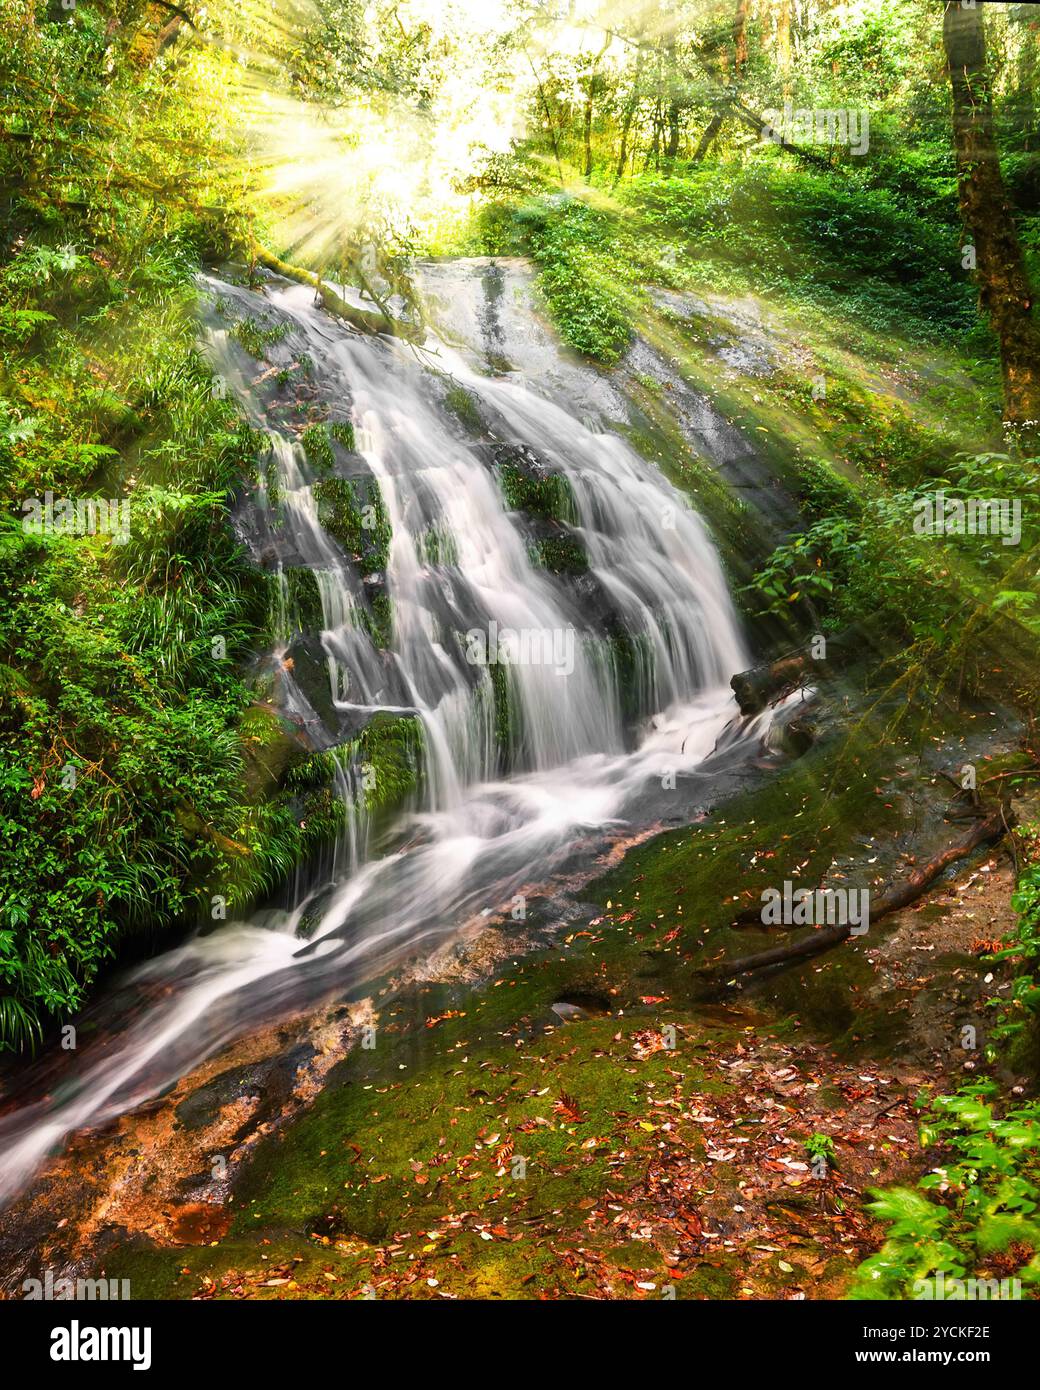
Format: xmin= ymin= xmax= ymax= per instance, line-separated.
xmin=465 ymin=620 xmax=575 ymax=677
xmin=913 ymin=491 xmax=1022 ymax=546
xmin=50 ymin=1320 xmax=151 ymax=1371
xmin=760 ymin=881 xmax=869 ymax=935
xmin=21 ymin=491 xmax=131 ymax=545
xmin=23 ymin=1271 xmax=131 ymax=1300
xmin=761 ymin=102 xmax=870 ymax=155
xmin=913 ymin=1272 xmax=1021 ymax=1301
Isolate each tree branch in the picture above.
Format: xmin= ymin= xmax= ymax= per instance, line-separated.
xmin=700 ymin=802 xmax=1013 ymax=979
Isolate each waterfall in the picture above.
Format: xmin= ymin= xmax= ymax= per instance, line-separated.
xmin=0 ymin=267 xmax=757 ymax=1207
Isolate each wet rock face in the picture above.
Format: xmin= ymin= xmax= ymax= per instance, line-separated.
xmin=416 ymin=257 xmax=632 ymax=424
xmin=621 ymin=337 xmax=802 ymax=537
xmin=647 ymin=285 xmax=783 ymax=378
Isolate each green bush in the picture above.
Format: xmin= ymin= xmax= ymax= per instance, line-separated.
xmin=985 ymin=862 xmax=1040 ymax=1060
xmin=525 ymin=201 xmax=633 ymax=364
xmin=622 ymin=163 xmax=974 ymax=338
xmin=851 ymin=1084 xmax=1040 ymax=1300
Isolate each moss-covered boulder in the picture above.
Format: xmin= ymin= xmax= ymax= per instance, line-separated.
xmin=350 ymin=710 xmax=425 ymax=818
xmin=313 ymin=476 xmax=391 ymax=570
xmin=280 ymin=566 xmax=325 ymax=633
xmin=528 ymin=531 xmax=588 ymax=575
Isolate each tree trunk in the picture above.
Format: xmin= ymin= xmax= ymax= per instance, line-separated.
xmin=251 ymin=244 xmax=419 ymax=340
xmin=943 ymin=1 xmax=1040 ymax=432
xmin=733 ymin=0 xmax=749 ymax=71
xmin=777 ymin=0 xmax=792 ymax=91
xmin=646 ymin=55 xmax=664 ymax=173
xmin=525 ymin=47 xmax=563 ymax=182
xmin=614 ymin=41 xmax=646 ymax=185
xmin=582 ymin=42 xmax=609 ymax=182
xmin=664 ymin=38 xmax=682 ymax=161
xmin=691 ymin=109 xmax=726 ymax=163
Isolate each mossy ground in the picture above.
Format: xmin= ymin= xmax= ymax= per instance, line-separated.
xmin=95 ymin=710 xmax=1024 ymax=1301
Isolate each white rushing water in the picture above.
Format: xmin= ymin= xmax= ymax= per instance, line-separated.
xmin=0 ymin=269 xmax=760 ymax=1206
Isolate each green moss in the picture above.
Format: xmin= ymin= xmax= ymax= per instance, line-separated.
xmin=351 ymin=711 xmax=424 ymax=817
xmin=231 ymin=315 xmax=289 ymax=359
xmin=239 ymin=705 xmax=309 ymax=802
xmin=230 ymin=999 xmax=724 ymax=1254
xmin=584 ymin=629 xmax=653 ymax=724
xmin=497 ymin=462 xmax=574 ymax=521
xmin=590 ymin=727 xmax=904 ymax=980
xmin=416 ymin=524 xmax=458 ymax=567
xmin=281 ymin=566 xmax=324 ymax=632
xmin=527 ymin=533 xmax=588 ymax=575
xmin=444 ymin=383 xmax=482 ymax=431
xmin=93 ymin=721 xmax=931 ymax=1300
xmin=313 ymin=476 xmax=391 ymax=570
xmin=365 ymin=591 xmax=393 ymax=649
xmin=487 ymin=659 xmax=514 ymax=764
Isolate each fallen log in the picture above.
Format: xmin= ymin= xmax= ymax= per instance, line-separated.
xmin=251 ymin=245 xmax=422 ymax=342
xmin=730 ymin=652 xmax=815 ymax=715
xmin=700 ymin=802 xmax=1013 ymax=980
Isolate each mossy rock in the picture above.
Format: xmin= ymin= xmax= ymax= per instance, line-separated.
xmin=299 ymin=420 xmax=357 ymax=476
xmin=487 ymin=659 xmax=515 ymax=766
xmin=329 ymin=420 xmax=356 ymax=450
xmin=280 ymin=566 xmax=325 ymax=633
xmin=351 ymin=711 xmax=425 ymax=818
xmin=528 ymin=532 xmax=588 ymax=575
xmin=444 ymin=383 xmax=483 ymax=431
xmin=300 ymin=422 xmax=335 ymax=475
xmin=587 ymin=628 xmax=655 ymax=724
xmin=496 ymin=459 xmax=575 ymax=522
xmin=238 ymin=704 xmax=311 ymax=803
xmin=363 ymin=590 xmax=393 ymax=650
xmin=231 ymin=315 xmax=289 ymax=359
xmin=313 ymin=476 xmax=391 ymax=570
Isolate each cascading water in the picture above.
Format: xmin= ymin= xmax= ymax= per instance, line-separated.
xmin=0 ymin=265 xmax=764 ymax=1208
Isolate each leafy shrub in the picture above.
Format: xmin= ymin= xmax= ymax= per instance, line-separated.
xmin=744 ymin=452 xmax=1040 ymax=660
xmin=851 ymin=1084 xmax=1040 ymax=1300
xmin=523 ymin=201 xmax=633 ymax=364
xmin=985 ymin=862 xmax=1040 ymax=1060
xmin=622 ymin=163 xmax=975 ymax=339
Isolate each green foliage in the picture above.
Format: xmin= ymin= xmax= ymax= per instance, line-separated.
xmin=281 ymin=566 xmax=325 ymax=633
xmin=497 ymin=461 xmax=575 ymax=522
xmin=444 ymin=383 xmax=482 ymax=431
xmin=231 ymin=316 xmax=289 ymax=359
xmin=528 ymin=533 xmax=588 ymax=575
xmin=744 ymin=452 xmax=1040 ymax=666
xmin=805 ymin=1132 xmax=837 ymax=1165
xmin=329 ymin=420 xmax=356 ymax=451
xmin=522 ymin=201 xmax=633 ymax=364
xmin=851 ymin=1083 xmax=1040 ymax=1299
xmin=622 ymin=164 xmax=974 ymax=340
xmin=350 ymin=712 xmax=424 ymax=817
xmin=984 ymin=860 xmax=1040 ymax=1059
xmin=415 ymin=523 xmax=457 ymax=567
xmin=312 ymin=475 xmax=391 ymax=570
xmin=0 ymin=4 xmax=315 ymax=1049
xmin=0 ymin=240 xmax=290 ymax=1045
xmin=851 ymin=838 xmax=1040 ymax=1300
xmin=301 ymin=421 xmax=335 ymax=475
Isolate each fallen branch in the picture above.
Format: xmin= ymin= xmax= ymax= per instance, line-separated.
xmin=251 ymin=244 xmax=422 ymax=342
xmin=700 ymin=801 xmax=1013 ymax=980
xmin=730 ymin=652 xmax=816 ymax=715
